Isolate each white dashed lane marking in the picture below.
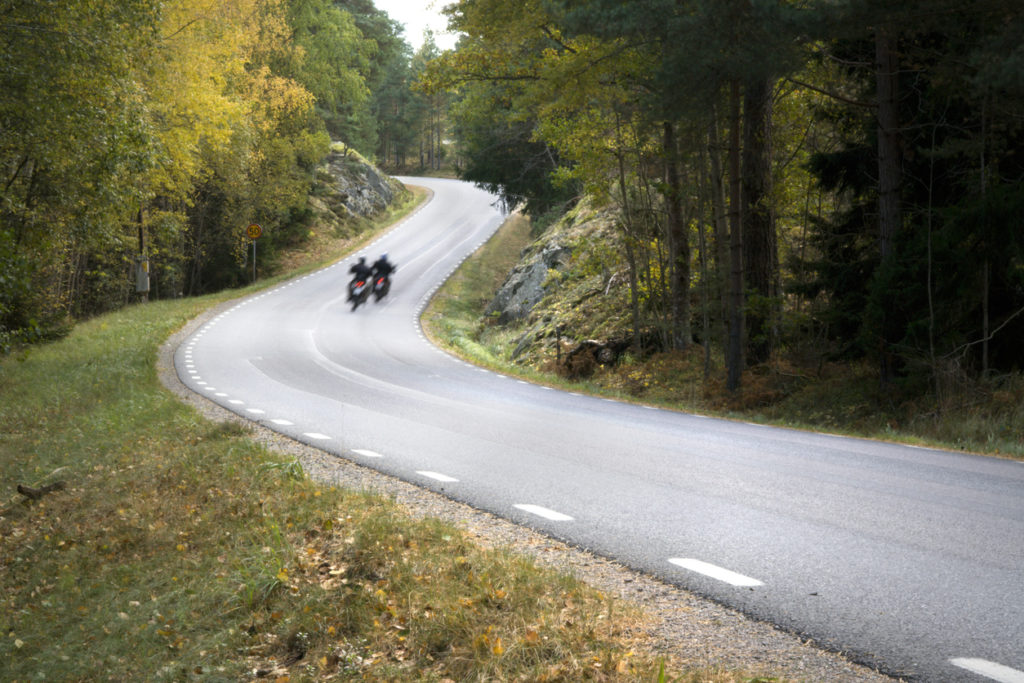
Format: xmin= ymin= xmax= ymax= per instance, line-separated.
xmin=669 ymin=558 xmax=763 ymax=587
xmin=352 ymin=449 xmax=382 ymax=458
xmin=303 ymin=433 xmax=331 ymax=440
xmin=513 ymin=504 xmax=573 ymax=522
xmin=416 ymin=471 xmax=459 ymax=483
xmin=950 ymin=658 xmax=1024 ymax=683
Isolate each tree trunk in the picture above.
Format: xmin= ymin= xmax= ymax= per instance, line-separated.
xmin=875 ymin=25 xmax=902 ymax=387
xmin=617 ymin=150 xmax=643 ymax=357
xmin=435 ymin=105 xmax=443 ymax=170
xmin=663 ymin=121 xmax=691 ymax=350
xmin=726 ymin=80 xmax=744 ymax=392
xmin=707 ymin=111 xmax=729 ymax=353
xmin=980 ymin=95 xmax=989 ymax=377
xmin=697 ymin=147 xmax=713 ymax=378
xmin=741 ymin=77 xmax=777 ymax=365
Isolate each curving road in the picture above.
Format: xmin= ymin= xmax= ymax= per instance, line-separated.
xmin=175 ymin=177 xmax=1024 ymax=682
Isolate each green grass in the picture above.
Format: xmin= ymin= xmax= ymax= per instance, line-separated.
xmin=1 ymin=201 xmax=775 ymax=681
xmin=422 ymin=212 xmax=536 ymax=370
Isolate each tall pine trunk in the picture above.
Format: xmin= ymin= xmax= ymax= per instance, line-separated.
xmin=707 ymin=111 xmax=730 ymax=355
xmin=663 ymin=121 xmax=691 ymax=350
xmin=741 ymin=77 xmax=777 ymax=365
xmin=875 ymin=25 xmax=902 ymax=387
xmin=726 ymin=80 xmax=744 ymax=392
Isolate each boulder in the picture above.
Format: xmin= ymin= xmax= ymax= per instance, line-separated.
xmin=317 ymin=145 xmax=401 ymax=219
xmin=486 ymin=243 xmax=572 ymax=324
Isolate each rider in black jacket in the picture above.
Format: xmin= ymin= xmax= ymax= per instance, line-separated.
xmin=372 ymin=253 xmax=395 ymax=280
xmin=347 ymin=256 xmax=373 ymax=300
xmin=370 ymin=254 xmax=396 ymax=301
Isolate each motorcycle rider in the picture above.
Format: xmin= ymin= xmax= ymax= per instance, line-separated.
xmin=372 ymin=253 xmax=395 ymax=282
xmin=371 ymin=253 xmax=396 ymax=301
xmin=370 ymin=253 xmax=396 ymax=302
xmin=347 ymin=256 xmax=373 ymax=301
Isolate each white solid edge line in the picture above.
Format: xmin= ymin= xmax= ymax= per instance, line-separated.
xmin=416 ymin=471 xmax=459 ymax=483
xmin=513 ymin=504 xmax=574 ymax=521
xmin=950 ymin=658 xmax=1024 ymax=683
xmin=668 ymin=558 xmax=764 ymax=587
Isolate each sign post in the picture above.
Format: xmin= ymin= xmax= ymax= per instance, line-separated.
xmin=246 ymin=223 xmax=262 ymax=282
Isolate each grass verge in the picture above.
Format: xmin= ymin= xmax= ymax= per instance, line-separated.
xmin=1 ymin=200 xmax=767 ymax=681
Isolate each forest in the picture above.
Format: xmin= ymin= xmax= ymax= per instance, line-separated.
xmin=423 ymin=0 xmax=1024 ymax=399
xmin=0 ymin=0 xmax=444 ymax=353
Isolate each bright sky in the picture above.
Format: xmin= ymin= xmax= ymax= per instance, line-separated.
xmin=372 ymin=0 xmax=459 ymax=52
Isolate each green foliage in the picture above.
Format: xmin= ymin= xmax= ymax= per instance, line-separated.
xmin=0 ymin=0 xmax=380 ymax=346
xmin=799 ymin=1 xmax=1024 ymax=376
xmin=426 ymin=0 xmax=1024 ymax=388
xmin=278 ymin=0 xmax=374 ymax=147
xmin=0 ymin=229 xmax=32 ymax=352
xmin=331 ymin=0 xmax=452 ymax=168
xmin=1 ymin=0 xmax=159 ymax=335
xmin=372 ymin=39 xmax=420 ymax=165
xmin=420 ymin=1 xmax=596 ymax=211
xmin=452 ymin=82 xmax=579 ymax=214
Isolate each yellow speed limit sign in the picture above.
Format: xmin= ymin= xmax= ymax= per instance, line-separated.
xmin=246 ymin=223 xmax=262 ymax=240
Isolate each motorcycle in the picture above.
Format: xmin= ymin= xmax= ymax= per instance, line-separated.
xmin=372 ymin=275 xmax=391 ymax=302
xmin=349 ymin=279 xmax=370 ymax=311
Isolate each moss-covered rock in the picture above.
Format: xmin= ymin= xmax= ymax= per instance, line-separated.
xmin=313 ymin=142 xmax=405 ymax=229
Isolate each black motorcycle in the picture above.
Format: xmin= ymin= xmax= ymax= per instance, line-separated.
xmin=349 ymin=278 xmax=370 ymax=311
xmin=372 ymin=274 xmax=391 ymax=302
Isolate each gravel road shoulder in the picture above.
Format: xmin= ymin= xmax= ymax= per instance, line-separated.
xmin=159 ymin=303 xmax=898 ymax=682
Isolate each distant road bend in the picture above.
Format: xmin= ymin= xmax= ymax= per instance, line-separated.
xmin=175 ymin=177 xmax=1024 ymax=682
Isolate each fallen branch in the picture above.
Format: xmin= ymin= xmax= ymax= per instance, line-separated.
xmin=17 ymin=481 xmax=66 ymax=501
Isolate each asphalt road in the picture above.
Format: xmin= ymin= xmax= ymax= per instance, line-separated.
xmin=175 ymin=177 xmax=1024 ymax=682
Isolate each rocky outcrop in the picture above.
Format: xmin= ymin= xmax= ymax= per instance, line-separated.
xmin=485 ymin=242 xmax=572 ymax=324
xmin=482 ymin=197 xmax=642 ymax=370
xmin=484 ymin=197 xmax=619 ymax=326
xmin=312 ymin=143 xmax=405 ymax=224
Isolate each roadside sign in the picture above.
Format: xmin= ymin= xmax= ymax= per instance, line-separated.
xmin=246 ymin=224 xmax=262 ymax=282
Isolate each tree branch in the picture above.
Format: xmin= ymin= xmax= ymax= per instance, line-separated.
xmin=541 ymin=25 xmax=577 ymax=54
xmin=784 ymin=76 xmax=875 ymax=109
xmin=944 ymin=303 xmax=1024 ymax=361
xmin=17 ymin=481 xmax=66 ymax=501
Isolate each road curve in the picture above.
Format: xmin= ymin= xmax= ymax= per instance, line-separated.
xmin=175 ymin=177 xmax=1024 ymax=682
